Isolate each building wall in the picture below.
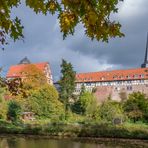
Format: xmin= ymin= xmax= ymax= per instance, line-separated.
xmin=75 ymin=79 xmax=148 ymax=102
xmin=94 ymin=84 xmax=148 ymax=102
xmin=6 ymin=62 xmax=53 ymax=85
xmin=44 ymin=63 xmax=53 ymax=85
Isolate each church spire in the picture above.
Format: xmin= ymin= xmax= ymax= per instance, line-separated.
xmin=141 ymin=33 xmax=148 ymax=68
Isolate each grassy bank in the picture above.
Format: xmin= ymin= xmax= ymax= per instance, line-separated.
xmin=0 ymin=120 xmax=148 ymax=140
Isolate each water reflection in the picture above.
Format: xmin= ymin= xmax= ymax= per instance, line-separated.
xmin=0 ymin=136 xmax=148 ymax=148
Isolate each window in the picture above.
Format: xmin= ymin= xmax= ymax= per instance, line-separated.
xmin=127 ymin=86 xmax=132 ymax=91
xmin=134 ymin=74 xmax=138 ymax=78
xmin=115 ymin=87 xmax=120 ymax=91
xmin=108 ymin=82 xmax=111 ymax=85
xmin=113 ymin=75 xmax=117 ymax=79
xmin=140 ymin=80 xmax=144 ymax=83
xmin=86 ymin=83 xmax=91 ymax=86
xmin=118 ymin=76 xmax=120 ymax=79
xmin=141 ymin=74 xmax=144 ymax=78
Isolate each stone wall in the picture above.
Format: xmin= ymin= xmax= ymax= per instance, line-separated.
xmin=94 ymin=84 xmax=148 ymax=102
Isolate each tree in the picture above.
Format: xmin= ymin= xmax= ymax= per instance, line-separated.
xmin=80 ymin=83 xmax=85 ymax=95
xmin=0 ymin=68 xmax=6 ymax=87
xmin=100 ymin=100 xmax=124 ymax=122
xmin=72 ymin=91 xmax=97 ymax=115
xmin=26 ymin=84 xmax=64 ymax=119
xmin=79 ymin=91 xmax=95 ymax=115
xmin=0 ymin=70 xmax=8 ymax=120
xmin=59 ymin=59 xmax=76 ymax=114
xmin=85 ymin=94 xmax=100 ymax=120
xmin=21 ymin=64 xmax=47 ymax=90
xmin=0 ymin=0 xmax=124 ymax=49
xmin=7 ymin=78 xmax=23 ymax=96
xmin=0 ymin=88 xmax=8 ymax=120
xmin=7 ymin=64 xmax=47 ymax=97
xmin=123 ymin=92 xmax=148 ymax=122
xmin=7 ymin=100 xmax=22 ymax=122
xmin=71 ymin=84 xmax=86 ymax=114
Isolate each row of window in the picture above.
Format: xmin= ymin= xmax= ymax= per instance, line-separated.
xmin=114 ymin=86 xmax=132 ymax=91
xmin=76 ymin=80 xmax=147 ymax=88
xmin=75 ymin=86 xmax=133 ymax=93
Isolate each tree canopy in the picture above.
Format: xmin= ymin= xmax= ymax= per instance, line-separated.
xmin=21 ymin=64 xmax=47 ymax=89
xmin=59 ymin=59 xmax=76 ymax=105
xmin=100 ymin=100 xmax=124 ymax=122
xmin=26 ymin=84 xmax=64 ymax=119
xmin=58 ymin=59 xmax=76 ymax=120
xmin=0 ymin=0 xmax=124 ymax=49
xmin=123 ymin=92 xmax=148 ymax=122
xmin=7 ymin=64 xmax=47 ymax=97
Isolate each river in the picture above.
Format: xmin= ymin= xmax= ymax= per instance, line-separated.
xmin=0 ymin=136 xmax=148 ymax=148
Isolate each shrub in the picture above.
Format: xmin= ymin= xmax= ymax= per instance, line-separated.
xmin=7 ymin=100 xmax=22 ymax=122
xmin=100 ymin=100 xmax=124 ymax=123
xmin=123 ymin=92 xmax=148 ymax=122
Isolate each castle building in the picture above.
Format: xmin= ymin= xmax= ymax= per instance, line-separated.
xmin=6 ymin=57 xmax=53 ymax=85
xmin=75 ymin=36 xmax=148 ymax=102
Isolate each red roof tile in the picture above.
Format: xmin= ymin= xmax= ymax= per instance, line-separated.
xmin=76 ymin=68 xmax=148 ymax=82
xmin=6 ymin=62 xmax=48 ymax=78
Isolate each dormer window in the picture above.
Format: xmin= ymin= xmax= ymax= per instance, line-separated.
xmin=126 ymin=75 xmax=130 ymax=79
xmin=113 ymin=75 xmax=117 ymax=79
xmin=101 ymin=77 xmax=105 ymax=80
xmin=141 ymin=74 xmax=144 ymax=78
xmin=134 ymin=74 xmax=138 ymax=78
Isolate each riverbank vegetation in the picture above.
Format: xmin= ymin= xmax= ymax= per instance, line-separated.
xmin=0 ymin=120 xmax=148 ymax=140
xmin=0 ymin=60 xmax=148 ymax=139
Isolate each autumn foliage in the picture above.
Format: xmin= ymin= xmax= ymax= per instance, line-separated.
xmin=0 ymin=0 xmax=124 ymax=48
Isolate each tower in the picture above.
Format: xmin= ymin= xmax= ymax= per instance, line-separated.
xmin=18 ymin=57 xmax=31 ymax=65
xmin=141 ymin=33 xmax=148 ymax=68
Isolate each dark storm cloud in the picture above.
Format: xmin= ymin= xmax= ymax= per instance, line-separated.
xmin=66 ymin=0 xmax=148 ymax=69
xmin=0 ymin=0 xmax=148 ymax=80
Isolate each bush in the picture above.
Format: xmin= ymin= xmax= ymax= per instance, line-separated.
xmin=123 ymin=92 xmax=148 ymax=122
xmin=7 ymin=100 xmax=22 ymax=122
xmin=99 ymin=100 xmax=124 ymax=123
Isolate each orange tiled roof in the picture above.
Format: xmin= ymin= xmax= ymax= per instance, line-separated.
xmin=6 ymin=62 xmax=48 ymax=78
xmin=76 ymin=68 xmax=148 ymax=83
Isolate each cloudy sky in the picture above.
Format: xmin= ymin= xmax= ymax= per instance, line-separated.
xmin=0 ymin=0 xmax=148 ymax=81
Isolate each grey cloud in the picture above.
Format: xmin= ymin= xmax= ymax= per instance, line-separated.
xmin=0 ymin=0 xmax=148 ymax=80
xmin=66 ymin=0 xmax=148 ymax=69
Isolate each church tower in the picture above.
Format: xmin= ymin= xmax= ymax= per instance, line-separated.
xmin=18 ymin=57 xmax=31 ymax=65
xmin=141 ymin=33 xmax=148 ymax=68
